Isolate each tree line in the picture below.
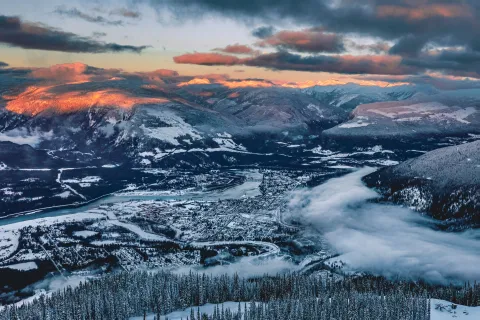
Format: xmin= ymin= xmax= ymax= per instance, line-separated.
xmin=1 ymin=271 xmax=478 ymax=320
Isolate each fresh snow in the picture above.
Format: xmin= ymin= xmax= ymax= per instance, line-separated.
xmin=338 ymin=121 xmax=370 ymax=128
xmin=328 ymin=165 xmax=355 ymax=169
xmin=141 ymin=110 xmax=202 ymax=146
xmin=0 ymin=229 xmax=20 ymax=260
xmin=63 ymin=176 xmax=102 ymax=184
xmin=212 ymin=138 xmax=247 ymax=151
xmin=131 ymin=302 xmax=249 ymax=320
xmin=1 ymin=261 xmax=38 ymax=271
xmin=101 ymin=164 xmax=118 ymax=168
xmin=367 ymin=159 xmax=400 ymax=166
xmin=140 ymin=159 xmax=152 ymax=165
xmin=73 ymin=230 xmax=98 ymax=238
xmin=365 ymin=101 xmax=477 ymax=124
xmin=54 ymin=191 xmax=72 ymax=199
xmin=431 ymin=299 xmax=480 ymax=319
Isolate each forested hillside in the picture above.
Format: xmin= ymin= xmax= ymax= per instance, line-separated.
xmin=2 ymin=271 xmax=479 ymax=320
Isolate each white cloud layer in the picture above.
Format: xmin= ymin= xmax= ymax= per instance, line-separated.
xmin=287 ymin=167 xmax=480 ymax=284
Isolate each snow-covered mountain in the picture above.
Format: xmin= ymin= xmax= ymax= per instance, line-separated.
xmin=0 ymin=64 xmax=478 ymax=170
xmin=323 ymin=89 xmax=480 ymax=146
xmin=363 ymin=140 xmax=480 ymax=229
xmin=0 ymin=73 xmax=348 ymax=169
xmin=303 ymin=83 xmax=438 ymax=111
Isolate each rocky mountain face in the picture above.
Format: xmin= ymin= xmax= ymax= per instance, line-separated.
xmin=363 ymin=140 xmax=480 ymax=229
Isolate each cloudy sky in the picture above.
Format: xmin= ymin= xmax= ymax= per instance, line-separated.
xmin=2 ymin=0 xmax=480 ymax=85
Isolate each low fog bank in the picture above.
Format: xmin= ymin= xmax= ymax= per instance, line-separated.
xmin=287 ymin=167 xmax=480 ymax=284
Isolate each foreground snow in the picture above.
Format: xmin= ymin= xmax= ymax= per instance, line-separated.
xmin=431 ymin=299 xmax=480 ymax=319
xmin=130 ymin=302 xmax=248 ymax=320
xmin=131 ymin=299 xmax=480 ymax=320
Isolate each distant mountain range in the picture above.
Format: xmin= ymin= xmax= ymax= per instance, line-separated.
xmin=2 ymin=64 xmax=478 ymax=170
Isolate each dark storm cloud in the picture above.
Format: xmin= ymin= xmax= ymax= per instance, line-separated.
xmin=389 ymin=35 xmax=429 ymax=57
xmin=55 ymin=7 xmax=124 ymax=26
xmin=244 ymin=52 xmax=413 ymax=75
xmin=251 ymin=26 xmax=276 ymax=39
xmin=145 ymin=0 xmax=478 ymax=40
xmin=0 ymin=61 xmax=8 ymax=68
xmin=255 ymin=28 xmax=345 ymax=53
xmin=0 ymin=15 xmax=149 ymax=53
xmin=146 ymin=0 xmax=480 ymax=65
xmin=401 ymin=50 xmax=480 ymax=76
xmin=174 ymin=51 xmax=417 ymax=75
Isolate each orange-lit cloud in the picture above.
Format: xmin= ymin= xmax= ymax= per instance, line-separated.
xmin=29 ymin=62 xmax=128 ymax=85
xmin=29 ymin=63 xmax=181 ymax=86
xmin=214 ymin=44 xmax=256 ymax=55
xmin=173 ymin=53 xmax=242 ymax=66
xmin=4 ymin=85 xmax=168 ymax=116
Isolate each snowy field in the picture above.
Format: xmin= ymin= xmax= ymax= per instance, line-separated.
xmin=130 ymin=299 xmax=480 ymax=320
xmin=431 ymin=299 xmax=480 ymax=319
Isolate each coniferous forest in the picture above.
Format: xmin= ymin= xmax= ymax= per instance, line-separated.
xmin=1 ymin=271 xmax=479 ymax=320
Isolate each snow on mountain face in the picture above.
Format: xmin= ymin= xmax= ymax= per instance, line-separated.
xmin=0 ymin=69 xmax=476 ymax=170
xmin=363 ymin=140 xmax=480 ymax=229
xmin=0 ymin=76 xmax=352 ymax=169
xmin=303 ymin=83 xmax=438 ymax=111
xmin=323 ymin=89 xmax=480 ymax=144
xmin=174 ymin=86 xmax=348 ymax=128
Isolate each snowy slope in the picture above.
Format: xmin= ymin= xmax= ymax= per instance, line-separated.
xmin=303 ymin=83 xmax=438 ymax=110
xmin=324 ymin=89 xmax=480 ymax=144
xmin=431 ymin=299 xmax=480 ymax=319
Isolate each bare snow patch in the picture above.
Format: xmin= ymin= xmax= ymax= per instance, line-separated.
xmin=141 ymin=110 xmax=202 ymax=146
xmin=54 ymin=191 xmax=72 ymax=199
xmin=73 ymin=230 xmax=98 ymax=238
xmin=140 ymin=159 xmax=152 ymax=166
xmin=102 ymin=164 xmax=118 ymax=168
xmin=63 ymin=176 xmax=102 ymax=184
xmin=131 ymin=302 xmax=250 ymax=320
xmin=338 ymin=120 xmax=370 ymax=128
xmin=1 ymin=261 xmax=38 ymax=271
